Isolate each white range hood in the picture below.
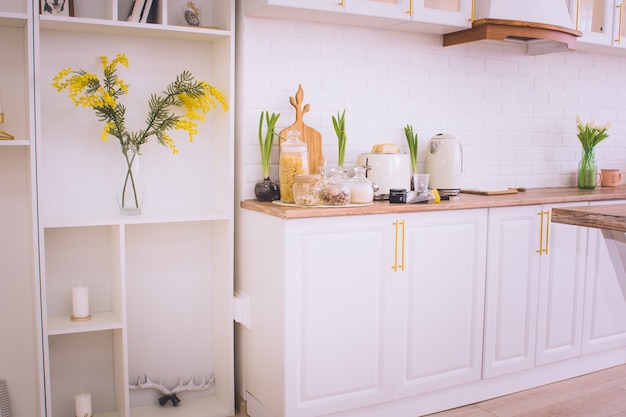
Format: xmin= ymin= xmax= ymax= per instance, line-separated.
xmin=443 ymin=0 xmax=582 ymax=55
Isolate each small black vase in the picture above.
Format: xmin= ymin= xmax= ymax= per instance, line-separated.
xmin=255 ymin=177 xmax=280 ymax=202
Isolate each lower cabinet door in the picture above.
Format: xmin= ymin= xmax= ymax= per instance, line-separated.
xmin=535 ymin=202 xmax=588 ymax=366
xmin=394 ymin=208 xmax=488 ymax=398
xmin=484 ymin=203 xmax=588 ymax=377
xmin=284 ymin=214 xmax=396 ymax=417
xmin=484 ymin=205 xmax=542 ymax=378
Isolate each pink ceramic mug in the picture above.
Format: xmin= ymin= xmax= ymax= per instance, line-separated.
xmin=601 ymin=169 xmax=622 ymax=187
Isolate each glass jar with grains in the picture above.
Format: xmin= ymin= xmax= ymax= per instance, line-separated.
xmin=279 ymin=130 xmax=309 ymax=203
xmin=321 ymin=167 xmax=351 ymax=205
xmin=293 ymin=175 xmax=322 ymax=206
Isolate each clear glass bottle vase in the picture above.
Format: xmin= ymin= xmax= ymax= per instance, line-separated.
xmin=578 ymin=148 xmax=598 ymax=189
xmin=119 ymin=150 xmax=143 ymax=215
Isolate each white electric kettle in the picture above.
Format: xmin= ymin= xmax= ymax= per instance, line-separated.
xmin=424 ymin=133 xmax=463 ymax=196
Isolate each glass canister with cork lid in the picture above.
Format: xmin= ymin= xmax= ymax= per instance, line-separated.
xmin=293 ymin=175 xmax=322 ymax=206
xmin=321 ymin=167 xmax=351 ymax=205
xmin=279 ymin=130 xmax=309 ymax=203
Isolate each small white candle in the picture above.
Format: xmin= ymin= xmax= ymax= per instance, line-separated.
xmin=72 ymin=285 xmax=90 ymax=319
xmin=75 ymin=392 xmax=92 ymax=417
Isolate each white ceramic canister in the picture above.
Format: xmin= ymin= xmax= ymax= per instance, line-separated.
xmin=424 ymin=133 xmax=463 ymax=196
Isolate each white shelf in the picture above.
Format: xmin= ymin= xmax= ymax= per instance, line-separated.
xmin=48 ymin=311 xmax=123 ymax=335
xmin=0 ymin=11 xmax=27 ymax=27
xmin=130 ymin=395 xmax=231 ymax=417
xmin=42 ymin=210 xmax=232 ymax=228
xmin=40 ymin=14 xmax=231 ymax=41
xmin=0 ymin=139 xmax=29 ymax=146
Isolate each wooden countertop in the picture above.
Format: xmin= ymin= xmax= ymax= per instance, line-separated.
xmin=551 ymin=204 xmax=626 ymax=233
xmin=240 ymin=186 xmax=626 ymax=219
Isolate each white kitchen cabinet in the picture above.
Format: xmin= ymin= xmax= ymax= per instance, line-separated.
xmin=392 ymin=0 xmax=471 ymax=33
xmin=483 ymin=202 xmax=588 ymax=378
xmin=244 ymin=0 xmax=471 ymax=34
xmin=394 ymin=208 xmax=486 ymax=398
xmin=568 ymin=0 xmax=616 ymax=46
xmin=239 ymin=207 xmax=487 ymax=417
xmin=582 ymin=199 xmax=626 ymax=353
xmin=31 ymin=1 xmax=236 ymax=417
xmin=0 ymin=1 xmax=41 ymax=416
xmin=611 ymin=1 xmax=626 ymax=48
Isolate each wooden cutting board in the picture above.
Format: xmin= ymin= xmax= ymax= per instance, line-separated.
xmin=461 ymin=188 xmax=519 ymax=195
xmin=279 ymin=85 xmax=323 ymax=175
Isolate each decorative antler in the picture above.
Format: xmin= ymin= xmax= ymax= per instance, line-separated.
xmin=130 ymin=374 xmax=215 ymax=406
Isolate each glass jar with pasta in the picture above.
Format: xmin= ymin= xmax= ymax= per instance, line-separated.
xmin=279 ymin=130 xmax=309 ymax=203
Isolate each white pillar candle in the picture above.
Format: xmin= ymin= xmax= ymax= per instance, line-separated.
xmin=75 ymin=392 xmax=92 ymax=417
xmin=72 ymin=285 xmax=90 ymax=319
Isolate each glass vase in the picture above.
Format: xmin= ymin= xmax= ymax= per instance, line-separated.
xmin=119 ymin=150 xmax=143 ymax=215
xmin=254 ymin=177 xmax=280 ymax=202
xmin=577 ymin=148 xmax=598 ymax=189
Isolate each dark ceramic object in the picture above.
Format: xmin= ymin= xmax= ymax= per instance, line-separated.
xmin=255 ymin=177 xmax=280 ymax=202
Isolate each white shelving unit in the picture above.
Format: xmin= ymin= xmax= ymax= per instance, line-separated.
xmin=0 ymin=0 xmax=237 ymax=416
xmin=0 ymin=1 xmax=41 ymax=417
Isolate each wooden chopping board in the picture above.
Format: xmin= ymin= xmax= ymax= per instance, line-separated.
xmin=279 ymin=85 xmax=323 ymax=175
xmin=461 ymin=188 xmax=519 ymax=195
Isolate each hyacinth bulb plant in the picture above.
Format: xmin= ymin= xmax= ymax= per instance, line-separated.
xmin=576 ymin=115 xmax=610 ymax=189
xmin=51 ymin=53 xmax=228 ymax=213
xmin=254 ymin=110 xmax=281 ymax=201
xmin=404 ymin=124 xmax=419 ymax=175
xmin=332 ymin=109 xmax=347 ymax=167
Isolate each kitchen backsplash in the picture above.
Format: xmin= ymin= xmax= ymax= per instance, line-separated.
xmin=236 ymin=13 xmax=626 ymax=201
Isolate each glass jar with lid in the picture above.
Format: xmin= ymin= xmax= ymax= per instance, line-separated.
xmin=321 ymin=167 xmax=351 ymax=205
xmin=279 ymin=130 xmax=309 ymax=203
xmin=293 ymin=175 xmax=322 ymax=206
xmin=349 ymin=166 xmax=374 ymax=204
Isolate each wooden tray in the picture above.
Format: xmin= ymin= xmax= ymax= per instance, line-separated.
xmin=461 ymin=188 xmax=519 ymax=196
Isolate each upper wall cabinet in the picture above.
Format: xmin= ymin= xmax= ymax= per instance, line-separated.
xmin=568 ymin=0 xmax=616 ymax=46
xmin=244 ymin=0 xmax=472 ymax=34
xmin=567 ymin=0 xmax=626 ymax=53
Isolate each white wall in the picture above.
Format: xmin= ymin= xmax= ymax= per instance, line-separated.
xmin=235 ymin=13 xmax=626 ymax=202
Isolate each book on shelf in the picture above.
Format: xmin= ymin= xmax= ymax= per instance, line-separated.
xmin=140 ymin=0 xmax=156 ymax=23
xmin=127 ymin=0 xmax=146 ymax=22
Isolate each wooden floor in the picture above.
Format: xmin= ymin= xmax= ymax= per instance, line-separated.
xmin=425 ymin=364 xmax=626 ymax=417
xmin=236 ymin=364 xmax=626 ymax=417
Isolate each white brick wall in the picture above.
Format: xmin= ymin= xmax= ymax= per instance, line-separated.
xmin=235 ymin=15 xmax=626 ymax=201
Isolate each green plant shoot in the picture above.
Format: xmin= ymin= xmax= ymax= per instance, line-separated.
xmin=259 ymin=111 xmax=280 ymax=178
xmin=404 ymin=124 xmax=418 ymax=174
xmin=332 ymin=109 xmax=347 ymax=167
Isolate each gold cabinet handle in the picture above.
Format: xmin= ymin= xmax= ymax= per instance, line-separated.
xmin=399 ymin=220 xmax=405 ymax=271
xmin=338 ymin=0 xmax=345 ymax=8
xmin=616 ymin=3 xmax=623 ymax=43
xmin=537 ymin=211 xmax=545 ymax=254
xmin=575 ymin=0 xmax=580 ymax=31
xmin=406 ymin=0 xmax=413 ymax=16
xmin=536 ymin=210 xmax=549 ymax=255
xmin=470 ymin=0 xmax=475 ymax=22
xmin=392 ymin=221 xmax=399 ymax=271
xmin=391 ymin=220 xmax=406 ymax=272
xmin=544 ymin=210 xmax=550 ymax=255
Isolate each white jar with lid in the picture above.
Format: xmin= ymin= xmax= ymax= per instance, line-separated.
xmin=349 ymin=166 xmax=374 ymax=204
